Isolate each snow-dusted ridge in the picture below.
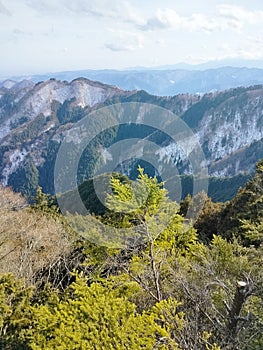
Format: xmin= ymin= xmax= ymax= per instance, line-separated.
xmin=0 ymin=78 xmax=125 ymax=142
xmin=0 ymin=80 xmax=263 ymax=188
xmin=0 ymin=78 xmax=131 ymax=184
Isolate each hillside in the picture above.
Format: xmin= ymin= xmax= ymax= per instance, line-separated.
xmin=0 ymin=165 xmax=262 ymax=349
xmin=0 ymin=78 xmax=263 ymax=200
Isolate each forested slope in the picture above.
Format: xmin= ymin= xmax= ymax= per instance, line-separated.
xmin=0 ymin=80 xmax=263 ymax=203
xmin=0 ymin=162 xmax=262 ymax=349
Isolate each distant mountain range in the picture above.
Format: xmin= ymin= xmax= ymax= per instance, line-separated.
xmin=0 ymin=77 xmax=262 ymax=202
xmin=2 ymin=64 xmax=263 ymax=96
xmin=139 ymin=58 xmax=263 ymax=70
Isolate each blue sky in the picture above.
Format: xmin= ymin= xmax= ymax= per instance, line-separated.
xmin=0 ymin=0 xmax=263 ymax=76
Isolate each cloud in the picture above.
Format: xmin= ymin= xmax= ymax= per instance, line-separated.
xmin=26 ymin=0 xmax=144 ymax=25
xmin=63 ymin=0 xmax=123 ymax=18
xmin=105 ymin=43 xmax=130 ymax=52
xmin=77 ymin=0 xmax=144 ymax=25
xmin=13 ymin=28 xmax=33 ymax=36
xmin=0 ymin=1 xmax=11 ymax=16
xmin=25 ymin=0 xmax=60 ymax=15
xmin=139 ymin=5 xmax=263 ymax=33
xmin=218 ymin=5 xmax=263 ymax=24
xmin=218 ymin=37 xmax=263 ymax=62
xmin=105 ymin=31 xmax=143 ymax=52
xmin=234 ymin=42 xmax=263 ymax=60
xmin=217 ymin=5 xmax=263 ymax=32
xmin=139 ymin=9 xmax=182 ymax=31
xmin=139 ymin=8 xmax=224 ymax=32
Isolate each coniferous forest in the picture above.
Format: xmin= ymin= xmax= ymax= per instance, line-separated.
xmin=0 ymin=161 xmax=262 ymax=350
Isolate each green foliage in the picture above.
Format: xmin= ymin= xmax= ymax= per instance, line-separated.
xmin=9 ymin=114 xmax=47 ymax=146
xmin=207 ymin=174 xmax=250 ymax=202
xmin=0 ymin=91 xmax=17 ymax=121
xmin=63 ymin=172 xmax=250 ymax=221
xmin=193 ymin=160 xmax=263 ymax=246
xmin=77 ymin=125 xmax=119 ymax=185
xmin=106 ymin=166 xmax=169 ymax=224
xmin=56 ymin=98 xmax=86 ymax=125
xmin=38 ymin=140 xmax=60 ymax=194
xmin=10 ymin=116 xmax=29 ymax=130
xmin=24 ymin=275 xmax=177 ymax=350
xmin=59 ymin=172 xmax=128 ymax=216
xmin=8 ymin=160 xmax=39 ymax=200
xmin=0 ymin=273 xmax=33 ymax=349
xmin=223 ymin=161 xmax=263 ymax=245
xmin=0 ymin=163 xmax=263 ymax=349
xmin=0 ymin=145 xmax=9 ymax=172
xmin=32 ymin=186 xmax=60 ymax=216
xmin=190 ymin=192 xmax=225 ymax=242
xmin=152 ymin=297 xmax=184 ymax=334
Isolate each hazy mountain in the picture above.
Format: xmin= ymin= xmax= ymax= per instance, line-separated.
xmin=151 ymin=58 xmax=263 ymax=70
xmin=5 ymin=65 xmax=263 ymax=96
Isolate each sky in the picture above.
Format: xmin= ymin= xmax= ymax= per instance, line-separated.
xmin=0 ymin=0 xmax=263 ymax=77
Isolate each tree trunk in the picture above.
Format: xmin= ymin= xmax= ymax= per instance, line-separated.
xmin=225 ymin=281 xmax=250 ymax=348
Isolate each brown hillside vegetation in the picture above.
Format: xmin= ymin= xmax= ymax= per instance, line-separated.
xmin=0 ymin=185 xmax=72 ymax=284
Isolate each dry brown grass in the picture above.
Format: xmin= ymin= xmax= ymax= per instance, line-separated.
xmin=0 ymin=185 xmax=72 ymax=284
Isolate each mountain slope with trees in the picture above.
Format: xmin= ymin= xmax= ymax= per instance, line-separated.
xmin=0 ymin=79 xmax=263 ymax=202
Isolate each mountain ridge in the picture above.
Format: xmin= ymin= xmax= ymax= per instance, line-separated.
xmin=3 ymin=65 xmax=263 ymax=96
xmin=0 ymin=78 xmax=262 ymax=200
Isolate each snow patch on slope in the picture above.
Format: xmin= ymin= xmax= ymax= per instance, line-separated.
xmin=2 ymin=148 xmax=28 ymax=186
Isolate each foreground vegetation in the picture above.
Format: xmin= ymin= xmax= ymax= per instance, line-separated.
xmin=0 ymin=162 xmax=263 ymax=349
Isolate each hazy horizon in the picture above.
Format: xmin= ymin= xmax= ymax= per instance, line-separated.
xmin=1 ymin=0 xmax=263 ymax=77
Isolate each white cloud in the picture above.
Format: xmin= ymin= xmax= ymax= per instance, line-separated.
xmin=1 ymin=1 xmax=263 ymax=75
xmin=216 ymin=5 xmax=263 ymax=33
xmin=218 ymin=38 xmax=263 ymax=61
xmin=104 ymin=43 xmax=130 ymax=52
xmin=218 ymin=5 xmax=263 ymax=25
xmin=13 ymin=28 xmax=33 ymax=36
xmin=139 ymin=9 xmax=182 ymax=31
xmin=139 ymin=5 xmax=263 ymax=33
xmin=233 ymin=44 xmax=263 ymax=60
xmin=26 ymin=0 xmax=144 ymax=25
xmin=139 ymin=8 xmax=225 ymax=32
xmin=105 ymin=31 xmax=144 ymax=52
xmin=25 ymin=0 xmax=60 ymax=15
xmin=0 ymin=0 xmax=11 ymax=16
